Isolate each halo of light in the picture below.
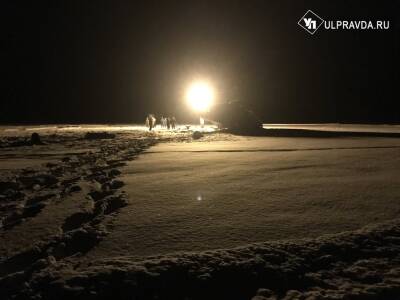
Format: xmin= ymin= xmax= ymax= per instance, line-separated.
xmin=186 ymin=81 xmax=214 ymax=112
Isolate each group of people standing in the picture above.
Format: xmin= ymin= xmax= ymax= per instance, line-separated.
xmin=145 ymin=114 xmax=176 ymax=131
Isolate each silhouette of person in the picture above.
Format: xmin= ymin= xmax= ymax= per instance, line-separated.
xmin=149 ymin=114 xmax=156 ymax=131
xmin=200 ymin=117 xmax=205 ymax=128
xmin=166 ymin=117 xmax=171 ymax=130
xmin=145 ymin=116 xmax=150 ymax=129
xmin=171 ymin=116 xmax=176 ymax=129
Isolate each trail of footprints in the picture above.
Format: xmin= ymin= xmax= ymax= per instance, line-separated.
xmin=0 ymin=135 xmax=157 ymax=279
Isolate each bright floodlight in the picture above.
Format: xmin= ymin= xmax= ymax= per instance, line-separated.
xmin=186 ymin=81 xmax=214 ymax=112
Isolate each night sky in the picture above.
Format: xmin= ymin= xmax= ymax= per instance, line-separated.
xmin=1 ymin=1 xmax=399 ymax=124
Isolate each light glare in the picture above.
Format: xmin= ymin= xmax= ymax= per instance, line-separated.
xmin=186 ymin=82 xmax=214 ymax=112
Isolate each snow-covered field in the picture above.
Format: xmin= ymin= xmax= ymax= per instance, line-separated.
xmin=1 ymin=124 xmax=400 ymax=299
xmin=85 ymin=136 xmax=400 ymax=259
xmin=264 ymin=123 xmax=400 ymax=133
xmin=0 ymin=124 xmax=217 ymax=137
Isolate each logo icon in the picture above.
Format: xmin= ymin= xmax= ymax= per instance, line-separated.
xmin=298 ymin=10 xmax=324 ymax=35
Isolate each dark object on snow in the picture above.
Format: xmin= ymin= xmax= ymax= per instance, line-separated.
xmin=84 ymin=132 xmax=116 ymax=140
xmin=192 ymin=131 xmax=204 ymax=139
xmin=1 ymin=134 xmax=44 ymax=148
xmin=30 ymin=133 xmax=43 ymax=145
xmin=66 ymin=185 xmax=82 ymax=194
xmin=210 ymin=100 xmax=262 ymax=133
xmin=0 ymin=181 xmax=19 ymax=194
xmin=18 ymin=174 xmax=58 ymax=189
xmin=62 ymin=211 xmax=93 ymax=231
xmin=109 ymin=179 xmax=124 ymax=190
xmin=108 ymin=169 xmax=122 ymax=177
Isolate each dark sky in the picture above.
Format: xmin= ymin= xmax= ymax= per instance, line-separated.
xmin=1 ymin=1 xmax=399 ymax=124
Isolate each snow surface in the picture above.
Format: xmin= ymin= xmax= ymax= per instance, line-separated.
xmin=264 ymin=123 xmax=400 ymax=133
xmin=0 ymin=124 xmax=217 ymax=137
xmin=2 ymin=124 xmax=400 ymax=299
xmin=83 ymin=135 xmax=400 ymax=260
